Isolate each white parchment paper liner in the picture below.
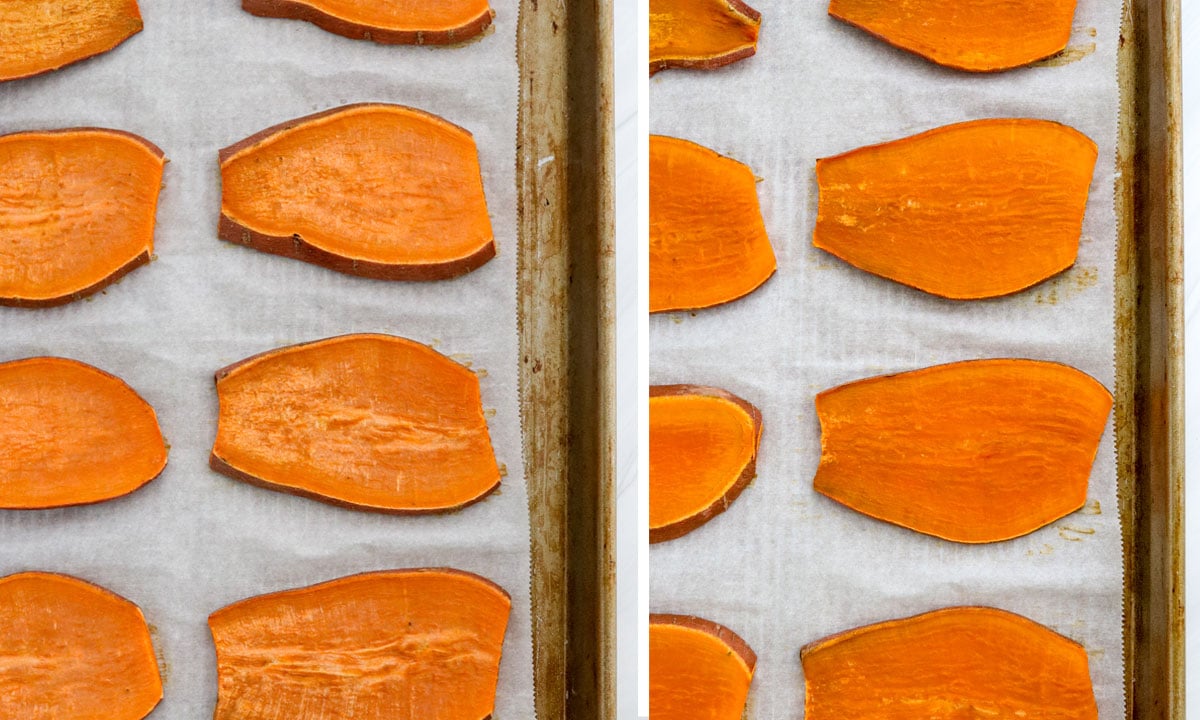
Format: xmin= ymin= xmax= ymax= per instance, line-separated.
xmin=650 ymin=2 xmax=1123 ymax=718
xmin=0 ymin=2 xmax=532 ymax=717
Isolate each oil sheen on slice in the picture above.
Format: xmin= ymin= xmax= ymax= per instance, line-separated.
xmin=815 ymin=119 xmax=1097 ymax=299
xmin=651 ymin=135 xmax=776 ymax=312
xmin=219 ymin=104 xmax=495 ymax=280
xmin=803 ymin=607 xmax=1098 ymax=720
xmin=209 ymin=569 xmax=511 ymax=720
xmin=0 ymin=129 xmax=164 ymax=306
xmin=813 ymin=359 xmax=1113 ymax=543
xmin=211 ymin=334 xmax=501 ymax=513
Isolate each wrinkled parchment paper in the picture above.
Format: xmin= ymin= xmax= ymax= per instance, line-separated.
xmin=650 ymin=2 xmax=1123 ymax=718
xmin=0 ymin=2 xmax=532 ymax=717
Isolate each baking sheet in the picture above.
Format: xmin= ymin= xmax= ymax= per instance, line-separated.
xmin=649 ymin=2 xmax=1123 ymax=718
xmin=0 ymin=2 xmax=532 ymax=717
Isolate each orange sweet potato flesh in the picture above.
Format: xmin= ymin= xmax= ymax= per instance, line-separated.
xmin=815 ymin=119 xmax=1097 ymax=299
xmin=220 ymin=104 xmax=495 ymax=281
xmin=209 ymin=569 xmax=511 ymax=720
xmin=0 ymin=129 xmax=165 ymax=307
xmin=649 ymin=0 xmax=761 ymax=75
xmin=650 ymin=614 xmax=756 ymax=720
xmin=242 ymin=0 xmax=494 ymax=44
xmin=829 ymin=0 xmax=1079 ymax=72
xmin=0 ymin=572 xmax=162 ymax=720
xmin=211 ymin=333 xmax=501 ymax=513
xmin=814 ymin=359 xmax=1113 ymax=543
xmin=0 ymin=1 xmax=143 ymax=82
xmin=802 ymin=606 xmax=1098 ymax=720
xmin=0 ymin=357 xmax=167 ymax=509
xmin=650 ymin=385 xmax=762 ymax=542
xmin=650 ymin=135 xmax=776 ymax=312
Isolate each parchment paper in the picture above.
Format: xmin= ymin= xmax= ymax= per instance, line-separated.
xmin=0 ymin=2 xmax=532 ymax=717
xmin=650 ymin=2 xmax=1123 ymax=718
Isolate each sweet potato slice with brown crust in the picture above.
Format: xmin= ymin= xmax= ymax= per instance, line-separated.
xmin=211 ymin=333 xmax=501 ymax=513
xmin=802 ymin=606 xmax=1098 ymax=720
xmin=649 ymin=0 xmax=761 ymax=75
xmin=650 ymin=614 xmax=756 ymax=720
xmin=815 ymin=119 xmax=1097 ymax=299
xmin=0 ymin=357 xmax=167 ymax=509
xmin=0 ymin=1 xmax=143 ymax=83
xmin=209 ymin=569 xmax=510 ymax=720
xmin=0 ymin=129 xmax=164 ymax=307
xmin=0 ymin=572 xmax=162 ymax=720
xmin=814 ymin=359 xmax=1113 ymax=543
xmin=650 ymin=385 xmax=762 ymax=542
xmin=650 ymin=135 xmax=776 ymax=312
xmin=242 ymin=0 xmax=494 ymax=45
xmin=829 ymin=0 xmax=1079 ymax=72
xmin=219 ymin=104 xmax=495 ymax=281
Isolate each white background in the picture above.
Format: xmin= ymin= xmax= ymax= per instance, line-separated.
xmin=614 ymin=0 xmax=639 ymax=718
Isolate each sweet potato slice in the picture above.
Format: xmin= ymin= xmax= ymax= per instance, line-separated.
xmin=650 ymin=135 xmax=776 ymax=312
xmin=814 ymin=359 xmax=1113 ymax=543
xmin=209 ymin=569 xmax=510 ymax=720
xmin=650 ymin=614 xmax=756 ymax=720
xmin=0 ymin=357 xmax=167 ymax=509
xmin=211 ymin=333 xmax=501 ymax=513
xmin=650 ymin=385 xmax=762 ymax=542
xmin=0 ymin=572 xmax=162 ymax=720
xmin=0 ymin=129 xmax=165 ymax=307
xmin=829 ymin=0 xmax=1079 ymax=72
xmin=802 ymin=606 xmax=1098 ymax=720
xmin=219 ymin=104 xmax=495 ymax=281
xmin=649 ymin=0 xmax=761 ymax=75
xmin=814 ymin=119 xmax=1097 ymax=299
xmin=0 ymin=1 xmax=143 ymax=82
xmin=242 ymin=0 xmax=494 ymax=45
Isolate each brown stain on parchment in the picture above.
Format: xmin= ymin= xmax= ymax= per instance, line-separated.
xmin=788 ymin=493 xmax=824 ymax=520
xmin=1058 ymin=524 xmax=1096 ymax=541
xmin=1082 ymin=499 xmax=1102 ymax=515
xmin=1035 ymin=285 xmax=1060 ymax=305
xmin=1026 ymin=543 xmax=1055 ymax=557
xmin=1033 ymin=265 xmax=1099 ymax=305
xmin=808 ymin=252 xmax=841 ymax=271
xmin=147 ymin=623 xmax=169 ymax=683
xmin=1033 ymin=42 xmax=1097 ymax=67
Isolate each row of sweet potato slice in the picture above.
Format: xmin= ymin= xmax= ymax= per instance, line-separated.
xmin=650 ymin=0 xmax=1082 ymax=75
xmin=0 ymin=334 xmax=502 ymax=514
xmin=2 ymin=0 xmax=495 ymax=83
xmin=651 ymin=359 xmax=1113 ymax=544
xmin=650 ymin=118 xmax=1099 ymax=312
xmin=0 ymin=103 xmax=494 ymax=308
xmin=651 ymin=605 xmax=1099 ymax=720
xmin=0 ymin=568 xmax=511 ymax=720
